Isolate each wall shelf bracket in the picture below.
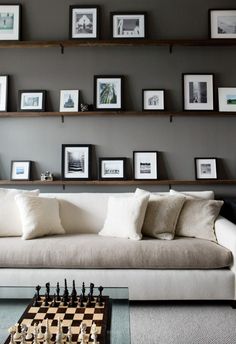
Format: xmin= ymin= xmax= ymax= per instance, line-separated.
xmin=169 ymin=115 xmax=173 ymax=123
xmin=169 ymin=44 xmax=173 ymax=54
xmin=60 ymin=43 xmax=64 ymax=54
xmin=62 ymin=184 xmax=65 ymax=190
xmin=61 ymin=115 xmax=64 ymax=123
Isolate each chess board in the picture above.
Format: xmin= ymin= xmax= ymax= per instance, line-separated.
xmin=4 ymin=295 xmax=110 ymax=344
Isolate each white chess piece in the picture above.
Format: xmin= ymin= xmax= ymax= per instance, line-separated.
xmin=79 ymin=323 xmax=87 ymax=344
xmin=13 ymin=323 xmax=21 ymax=341
xmin=67 ymin=326 xmax=72 ymax=344
xmin=37 ymin=322 xmax=44 ymax=341
xmin=91 ymin=322 xmax=98 ymax=344
xmin=44 ymin=319 xmax=52 ymax=344
xmin=25 ymin=325 xmax=33 ymax=341
xmin=55 ymin=319 xmax=64 ymax=344
xmin=20 ymin=325 xmax=27 ymax=344
xmin=33 ymin=323 xmax=39 ymax=344
xmin=8 ymin=325 xmax=16 ymax=344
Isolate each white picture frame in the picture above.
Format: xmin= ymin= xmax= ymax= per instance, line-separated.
xmin=195 ymin=158 xmax=217 ymax=180
xmin=70 ymin=6 xmax=99 ymax=39
xmin=0 ymin=76 xmax=8 ymax=111
xmin=60 ymin=90 xmax=79 ymax=112
xmin=133 ymin=151 xmax=158 ymax=180
xmin=94 ymin=75 xmax=123 ymax=110
xmin=11 ymin=160 xmax=31 ymax=181
xmin=210 ymin=9 xmax=236 ymax=39
xmin=99 ymin=158 xmax=126 ymax=180
xmin=143 ymin=89 xmax=165 ymax=111
xmin=218 ymin=87 xmax=236 ymax=112
xmin=112 ymin=12 xmax=146 ymax=38
xmin=0 ymin=5 xmax=21 ymax=40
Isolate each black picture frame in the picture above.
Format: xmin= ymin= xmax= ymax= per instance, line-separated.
xmin=0 ymin=4 xmax=22 ymax=41
xmin=194 ymin=157 xmax=218 ymax=180
xmin=94 ymin=75 xmax=124 ymax=111
xmin=61 ymin=144 xmax=92 ymax=181
xmin=18 ymin=90 xmax=46 ymax=112
xmin=10 ymin=160 xmax=32 ymax=181
xmin=111 ymin=12 xmax=147 ymax=39
xmin=0 ymin=75 xmax=8 ymax=112
xmin=142 ymin=89 xmax=165 ymax=111
xmin=99 ymin=157 xmax=127 ymax=180
xmin=69 ymin=5 xmax=100 ymax=40
xmin=209 ymin=9 xmax=236 ymax=39
xmin=133 ymin=151 xmax=158 ymax=180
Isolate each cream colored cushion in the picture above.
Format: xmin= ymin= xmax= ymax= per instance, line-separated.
xmin=15 ymin=195 xmax=65 ymax=240
xmin=0 ymin=188 xmax=39 ymax=237
xmin=99 ymin=194 xmax=149 ymax=240
xmin=170 ymin=189 xmax=214 ymax=200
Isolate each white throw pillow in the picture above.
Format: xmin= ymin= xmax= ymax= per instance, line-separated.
xmin=0 ymin=188 xmax=39 ymax=237
xmin=99 ymin=194 xmax=149 ymax=240
xmin=170 ymin=189 xmax=214 ymax=200
xmin=15 ymin=195 xmax=65 ymax=240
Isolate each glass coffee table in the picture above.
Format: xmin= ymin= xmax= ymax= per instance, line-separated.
xmin=0 ymin=286 xmax=130 ymax=344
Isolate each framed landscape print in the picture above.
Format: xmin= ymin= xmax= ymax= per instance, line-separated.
xmin=99 ymin=157 xmax=126 ymax=180
xmin=70 ymin=5 xmax=99 ymax=39
xmin=0 ymin=4 xmax=21 ymax=40
xmin=142 ymin=89 xmax=165 ymax=111
xmin=60 ymin=90 xmax=79 ymax=112
xmin=183 ymin=74 xmax=214 ymax=111
xmin=18 ymin=90 xmax=46 ymax=112
xmin=133 ymin=151 xmax=158 ymax=180
xmin=218 ymin=87 xmax=236 ymax=112
xmin=209 ymin=9 xmax=236 ymax=39
xmin=111 ymin=12 xmax=146 ymax=38
xmin=94 ymin=75 xmax=124 ymax=110
xmin=62 ymin=144 xmax=91 ymax=180
xmin=0 ymin=76 xmax=8 ymax=111
xmin=195 ymin=158 xmax=217 ymax=180
xmin=11 ymin=160 xmax=31 ymax=181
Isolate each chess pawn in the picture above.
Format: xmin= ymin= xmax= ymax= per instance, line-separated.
xmin=37 ymin=322 xmax=44 ymax=341
xmin=13 ymin=323 xmax=21 ymax=341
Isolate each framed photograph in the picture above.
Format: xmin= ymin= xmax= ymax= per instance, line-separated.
xmin=99 ymin=157 xmax=126 ymax=180
xmin=0 ymin=4 xmax=21 ymax=40
xmin=195 ymin=158 xmax=218 ymax=180
xmin=183 ymin=74 xmax=214 ymax=111
xmin=62 ymin=144 xmax=91 ymax=180
xmin=133 ymin=151 xmax=158 ymax=180
xmin=209 ymin=9 xmax=236 ymax=39
xmin=142 ymin=89 xmax=165 ymax=111
xmin=94 ymin=75 xmax=124 ymax=110
xmin=70 ymin=5 xmax=99 ymax=39
xmin=0 ymin=76 xmax=8 ymax=111
xmin=60 ymin=90 xmax=79 ymax=112
xmin=218 ymin=87 xmax=236 ymax=112
xmin=11 ymin=160 xmax=32 ymax=181
xmin=111 ymin=12 xmax=146 ymax=38
xmin=18 ymin=90 xmax=46 ymax=112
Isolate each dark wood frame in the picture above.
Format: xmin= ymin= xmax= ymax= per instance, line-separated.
xmin=10 ymin=160 xmax=32 ymax=181
xmin=110 ymin=12 xmax=147 ymax=39
xmin=61 ymin=144 xmax=92 ymax=181
xmin=182 ymin=73 xmax=215 ymax=111
xmin=0 ymin=4 xmax=21 ymax=41
xmin=142 ymin=89 xmax=165 ymax=111
xmin=209 ymin=9 xmax=236 ymax=39
xmin=133 ymin=151 xmax=158 ymax=180
xmin=194 ymin=157 xmax=218 ymax=180
xmin=94 ymin=75 xmax=124 ymax=111
xmin=0 ymin=75 xmax=8 ymax=112
xmin=18 ymin=90 xmax=46 ymax=112
xmin=99 ymin=157 xmax=127 ymax=180
xmin=69 ymin=5 xmax=100 ymax=40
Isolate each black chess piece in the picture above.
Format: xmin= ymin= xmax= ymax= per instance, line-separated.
xmin=56 ymin=282 xmax=60 ymax=302
xmin=43 ymin=292 xmax=49 ymax=306
xmin=35 ymin=285 xmax=41 ymax=301
xmin=71 ymin=280 xmax=77 ymax=298
xmin=62 ymin=293 xmax=68 ymax=306
xmin=98 ymin=286 xmax=104 ymax=306
xmin=89 ymin=283 xmax=94 ymax=301
xmin=82 ymin=282 xmax=86 ymax=302
xmin=45 ymin=282 xmax=52 ymax=301
xmin=64 ymin=279 xmax=69 ymax=302
xmin=79 ymin=294 xmax=84 ymax=308
xmin=51 ymin=294 xmax=58 ymax=307
xmin=69 ymin=293 xmax=77 ymax=307
xmin=87 ymin=293 xmax=92 ymax=307
xmin=33 ymin=293 xmax=39 ymax=307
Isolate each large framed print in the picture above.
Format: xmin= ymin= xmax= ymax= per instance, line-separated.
xmin=0 ymin=4 xmax=21 ymax=40
xmin=94 ymin=75 xmax=124 ymax=110
xmin=111 ymin=12 xmax=146 ymax=38
xmin=0 ymin=76 xmax=8 ymax=111
xmin=183 ymin=74 xmax=214 ymax=111
xmin=195 ymin=157 xmax=218 ymax=180
xmin=209 ymin=9 xmax=236 ymax=39
xmin=142 ymin=89 xmax=165 ymax=111
xmin=133 ymin=151 xmax=158 ymax=180
xmin=99 ymin=157 xmax=126 ymax=180
xmin=18 ymin=90 xmax=46 ymax=112
xmin=70 ymin=5 xmax=99 ymax=39
xmin=218 ymin=87 xmax=236 ymax=112
xmin=10 ymin=160 xmax=32 ymax=181
xmin=62 ymin=144 xmax=91 ymax=180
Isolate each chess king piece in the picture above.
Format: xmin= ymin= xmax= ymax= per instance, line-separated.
xmin=13 ymin=323 xmax=21 ymax=341
xmin=90 ymin=283 xmax=94 ymax=301
xmin=91 ymin=323 xmax=98 ymax=344
xmin=82 ymin=282 xmax=86 ymax=302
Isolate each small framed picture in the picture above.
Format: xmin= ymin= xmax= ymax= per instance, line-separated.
xmin=18 ymin=90 xmax=46 ymax=112
xmin=209 ymin=9 xmax=236 ymax=39
xmin=133 ymin=151 xmax=158 ymax=180
xmin=60 ymin=90 xmax=79 ymax=112
xmin=99 ymin=158 xmax=126 ymax=180
xmin=195 ymin=158 xmax=218 ymax=180
xmin=0 ymin=76 xmax=8 ymax=111
xmin=0 ymin=4 xmax=21 ymax=40
xmin=70 ymin=5 xmax=99 ymax=39
xmin=183 ymin=74 xmax=214 ymax=111
xmin=62 ymin=144 xmax=91 ymax=180
xmin=111 ymin=12 xmax=146 ymax=38
xmin=11 ymin=161 xmax=32 ymax=181
xmin=94 ymin=75 xmax=124 ymax=110
xmin=218 ymin=87 xmax=236 ymax=112
xmin=142 ymin=89 xmax=165 ymax=111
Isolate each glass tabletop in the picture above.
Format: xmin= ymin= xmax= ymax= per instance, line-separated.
xmin=0 ymin=286 xmax=130 ymax=344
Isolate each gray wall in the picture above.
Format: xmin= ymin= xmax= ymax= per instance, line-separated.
xmin=0 ymin=0 xmax=236 ymax=197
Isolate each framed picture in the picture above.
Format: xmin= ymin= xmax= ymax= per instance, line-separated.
xmin=218 ymin=87 xmax=236 ymax=112
xmin=142 ymin=89 xmax=165 ymax=111
xmin=195 ymin=158 xmax=218 ymax=180
xmin=99 ymin=158 xmax=126 ymax=180
xmin=18 ymin=90 xmax=46 ymax=112
xmin=183 ymin=74 xmax=214 ymax=111
xmin=94 ymin=75 xmax=124 ymax=110
xmin=11 ymin=160 xmax=32 ymax=181
xmin=133 ymin=151 xmax=158 ymax=180
xmin=0 ymin=76 xmax=8 ymax=111
xmin=62 ymin=144 xmax=91 ymax=180
xmin=0 ymin=4 xmax=21 ymax=40
xmin=60 ymin=90 xmax=79 ymax=112
xmin=111 ymin=12 xmax=146 ymax=38
xmin=209 ymin=9 xmax=236 ymax=39
xmin=70 ymin=5 xmax=99 ymax=39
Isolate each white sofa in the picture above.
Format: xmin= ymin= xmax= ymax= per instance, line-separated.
xmin=0 ymin=191 xmax=236 ymax=301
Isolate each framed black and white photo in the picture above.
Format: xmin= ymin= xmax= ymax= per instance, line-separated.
xmin=111 ymin=12 xmax=146 ymax=38
xmin=99 ymin=158 xmax=126 ymax=180
xmin=218 ymin=87 xmax=236 ymax=112
xmin=0 ymin=4 xmax=21 ymax=40
xmin=62 ymin=144 xmax=91 ymax=180
xmin=60 ymin=90 xmax=79 ymax=112
xmin=70 ymin=5 xmax=99 ymax=39
xmin=195 ymin=157 xmax=218 ymax=180
xmin=18 ymin=90 xmax=46 ymax=112
xmin=0 ymin=75 xmax=8 ymax=111
xmin=183 ymin=74 xmax=214 ymax=111
xmin=209 ymin=9 xmax=236 ymax=39
xmin=142 ymin=89 xmax=165 ymax=111
xmin=94 ymin=75 xmax=124 ymax=110
xmin=133 ymin=151 xmax=158 ymax=180
xmin=11 ymin=160 xmax=32 ymax=181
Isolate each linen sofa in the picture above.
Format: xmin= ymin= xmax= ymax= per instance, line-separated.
xmin=0 ymin=191 xmax=235 ymax=301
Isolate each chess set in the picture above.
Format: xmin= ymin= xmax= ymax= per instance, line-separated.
xmin=5 ymin=280 xmax=110 ymax=344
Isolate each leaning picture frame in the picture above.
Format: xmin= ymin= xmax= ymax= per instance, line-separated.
xmin=133 ymin=151 xmax=158 ymax=180
xmin=10 ymin=160 xmax=32 ymax=181
xmin=99 ymin=157 xmax=126 ymax=180
xmin=0 ymin=75 xmax=8 ymax=111
xmin=209 ymin=9 xmax=236 ymax=39
xmin=194 ymin=157 xmax=218 ymax=180
xmin=60 ymin=90 xmax=79 ymax=112
xmin=218 ymin=87 xmax=236 ymax=112
xmin=142 ymin=89 xmax=165 ymax=111
xmin=69 ymin=5 xmax=99 ymax=39
xmin=94 ymin=75 xmax=124 ymax=111
xmin=0 ymin=4 xmax=21 ymax=40
xmin=111 ymin=12 xmax=147 ymax=39
xmin=18 ymin=90 xmax=46 ymax=112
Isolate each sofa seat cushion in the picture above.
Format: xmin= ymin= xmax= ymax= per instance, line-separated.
xmin=0 ymin=234 xmax=232 ymax=269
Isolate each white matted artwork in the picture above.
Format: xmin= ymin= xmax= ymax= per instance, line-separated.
xmin=133 ymin=151 xmax=158 ymax=180
xmin=95 ymin=76 xmax=123 ymax=110
xmin=62 ymin=144 xmax=91 ymax=180
xmin=143 ymin=89 xmax=165 ymax=110
xmin=210 ymin=10 xmax=236 ymax=39
xmin=60 ymin=90 xmax=79 ymax=112
xmin=19 ymin=91 xmax=46 ymax=111
xmin=195 ymin=158 xmax=217 ymax=180
xmin=11 ymin=161 xmax=31 ymax=180
xmin=218 ymin=87 xmax=236 ymax=112
xmin=70 ymin=6 xmax=98 ymax=39
xmin=0 ymin=5 xmax=21 ymax=40
xmin=112 ymin=13 xmax=146 ymax=38
xmin=0 ymin=76 xmax=8 ymax=111
xmin=100 ymin=158 xmax=126 ymax=180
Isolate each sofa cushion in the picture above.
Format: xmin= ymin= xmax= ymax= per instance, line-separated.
xmin=0 ymin=234 xmax=232 ymax=269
